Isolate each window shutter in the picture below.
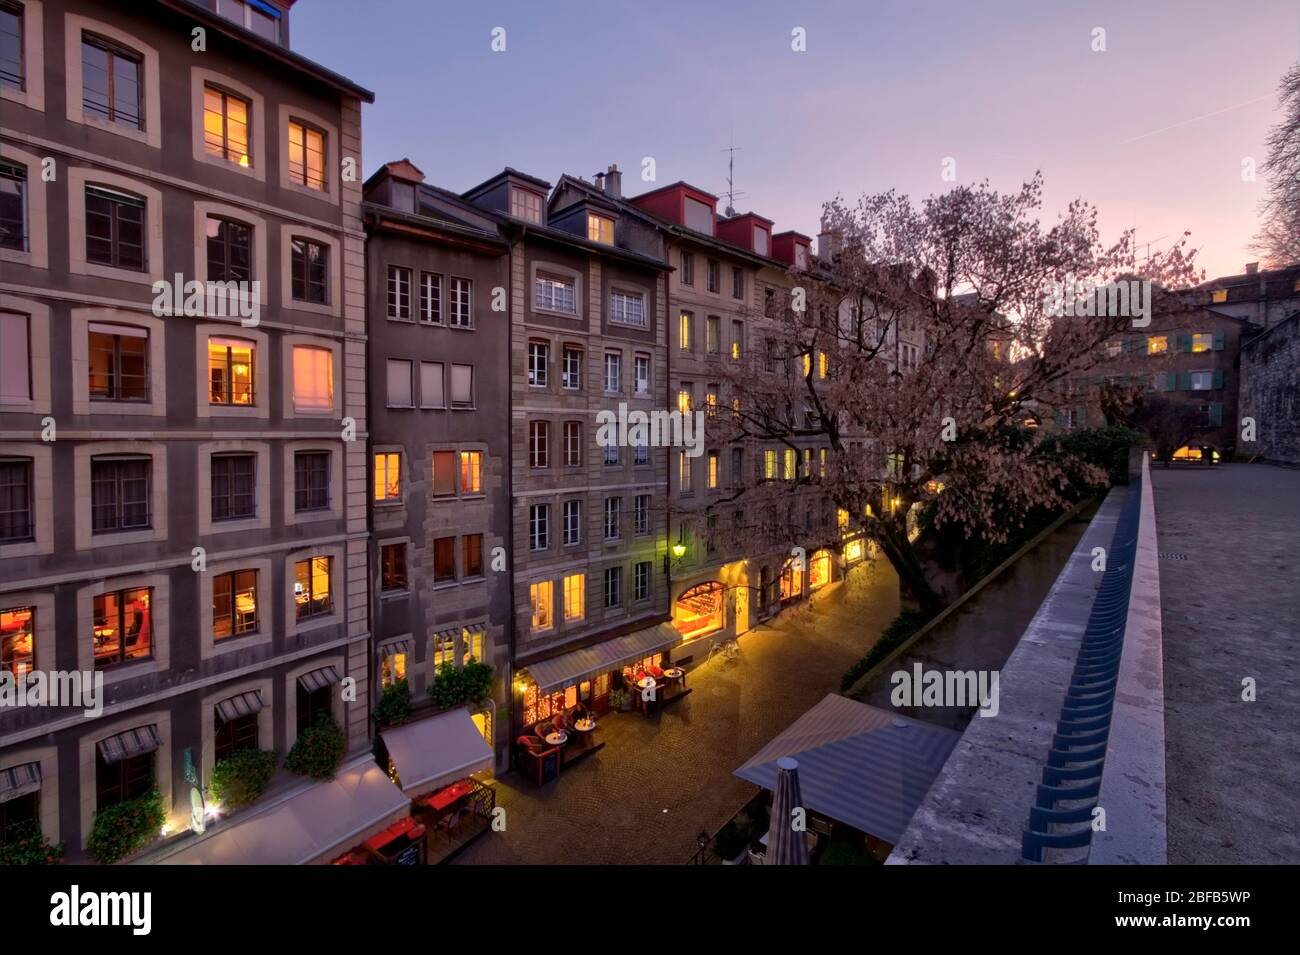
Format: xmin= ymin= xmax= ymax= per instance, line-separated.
xmin=1212 ymin=369 xmax=1223 ymax=389
xmin=1209 ymin=402 xmax=1223 ymax=426
xmin=1178 ymin=370 xmax=1192 ymax=391
xmin=1179 ymin=334 xmax=1192 ymax=353
xmin=1165 ymin=371 xmax=1177 ymax=391
xmin=1053 ymin=409 xmax=1066 ymax=428
xmin=1213 ymin=331 xmax=1225 ymax=351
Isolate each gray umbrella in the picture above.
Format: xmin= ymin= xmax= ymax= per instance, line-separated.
xmin=767 ymin=756 xmax=811 ymax=865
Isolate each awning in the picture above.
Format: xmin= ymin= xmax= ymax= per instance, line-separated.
xmin=380 ymin=638 xmax=412 ymax=658
xmin=522 ymin=622 xmax=681 ymax=694
xmin=215 ymin=690 xmax=265 ymax=723
xmin=734 ymin=694 xmax=960 ymax=845
xmin=381 ymin=707 xmax=493 ymax=797
xmin=0 ymin=762 xmax=41 ymax=804
xmin=298 ymin=666 xmax=341 ymax=693
xmin=98 ymin=725 xmax=162 ymax=765
xmin=160 ymin=756 xmax=410 ymax=865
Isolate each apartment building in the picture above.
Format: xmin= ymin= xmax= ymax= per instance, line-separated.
xmin=361 ymin=159 xmax=512 ymax=773
xmin=0 ymin=0 xmax=378 ymax=861
xmin=459 ymin=165 xmax=677 ymax=735
xmin=1194 ymin=262 xmax=1300 ymax=331
xmin=1064 ymin=306 xmax=1251 ymax=458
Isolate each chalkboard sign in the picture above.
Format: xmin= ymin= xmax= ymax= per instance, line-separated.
xmin=541 ymin=750 xmax=559 ymax=783
xmin=394 ymin=842 xmax=421 ymax=866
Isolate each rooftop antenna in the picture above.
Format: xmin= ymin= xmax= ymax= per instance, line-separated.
xmin=722 ymin=139 xmax=741 ymax=217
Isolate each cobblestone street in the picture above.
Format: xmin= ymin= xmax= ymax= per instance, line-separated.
xmin=454 ymin=559 xmax=901 ymax=864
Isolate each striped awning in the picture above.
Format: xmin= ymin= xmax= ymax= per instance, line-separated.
xmin=380 ymin=638 xmax=412 ymax=659
xmin=298 ymin=666 xmax=341 ymax=694
xmin=0 ymin=762 xmax=41 ymax=804
xmin=98 ymin=724 xmax=162 ymax=765
xmin=735 ymin=694 xmax=960 ymax=845
xmin=216 ymin=690 xmax=265 ymax=724
xmin=522 ymin=622 xmax=681 ymax=694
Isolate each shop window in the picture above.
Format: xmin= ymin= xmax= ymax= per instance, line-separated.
xmin=675 ymin=582 xmax=724 ymax=640
xmin=214 ymin=711 xmax=258 ymax=762
xmin=96 ymin=751 xmax=154 ymax=811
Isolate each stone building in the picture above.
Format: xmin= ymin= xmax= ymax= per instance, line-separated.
xmin=1239 ymin=311 xmax=1300 ymax=465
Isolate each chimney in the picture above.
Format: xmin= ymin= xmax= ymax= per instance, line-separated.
xmin=604 ymin=163 xmax=622 ymax=199
xmin=1244 ymin=262 xmax=1259 ymax=275
xmin=593 ymin=171 xmax=606 ymax=192
xmin=817 ymin=217 xmax=841 ymax=260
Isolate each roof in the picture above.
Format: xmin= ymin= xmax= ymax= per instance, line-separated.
xmin=1196 ymin=263 xmax=1300 ymax=290
xmin=734 ymin=693 xmax=960 ymax=844
xmin=461 ymin=166 xmax=553 ymax=199
xmin=381 ymin=708 xmax=494 ymax=797
xmin=160 ymin=0 xmax=374 ymax=102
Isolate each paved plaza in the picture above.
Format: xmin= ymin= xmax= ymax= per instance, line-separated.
xmin=454 ymin=560 xmax=901 ymax=864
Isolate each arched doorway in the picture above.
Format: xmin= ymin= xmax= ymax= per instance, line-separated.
xmin=675 ymin=581 xmax=725 ymax=640
xmin=780 ymin=558 xmax=805 ymax=603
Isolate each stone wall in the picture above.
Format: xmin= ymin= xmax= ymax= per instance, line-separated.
xmin=1239 ymin=313 xmax=1300 ymax=465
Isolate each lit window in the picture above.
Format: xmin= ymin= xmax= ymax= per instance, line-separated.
xmin=1147 ymin=335 xmax=1168 ymax=355
xmin=1 ymin=605 xmax=35 ymax=677
xmin=1211 ymin=289 xmax=1227 ymax=304
xmin=587 ymin=213 xmax=614 ymax=244
xmin=563 ymin=573 xmax=584 ymax=622
xmin=213 ymin=569 xmax=257 ymax=640
xmin=783 ymin=449 xmax=796 ymax=480
xmin=288 ymin=119 xmax=326 ymax=191
xmin=460 ymin=451 xmax=483 ymax=494
xmin=1191 ymin=333 xmax=1213 ymax=353
xmin=530 ymin=580 xmax=553 ymax=631
xmin=679 ymin=312 xmax=692 ymax=352
xmin=819 ymin=351 xmax=828 ymax=379
xmin=93 ymin=587 xmax=152 ymax=667
xmin=678 ymin=451 xmax=691 ymax=492
xmin=373 ymin=452 xmax=400 ymax=502
xmin=292 ymin=345 xmax=333 ymax=412
xmin=677 ymin=386 xmax=692 ymax=414
xmin=510 ymin=187 xmax=542 ymax=223
xmin=203 ymin=84 xmax=251 ymax=166
xmin=462 ymin=627 xmax=484 ymax=665
xmin=381 ymin=646 xmax=406 ymax=687
xmin=293 ymin=557 xmax=332 ymax=621
xmin=88 ymin=323 xmax=149 ymax=402
xmin=763 ymin=449 xmax=777 ymax=480
xmin=731 ymin=321 xmax=743 ymax=360
xmin=708 ymin=451 xmax=718 ymax=489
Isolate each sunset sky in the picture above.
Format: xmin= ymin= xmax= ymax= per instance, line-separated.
xmin=295 ymin=0 xmax=1300 ymax=280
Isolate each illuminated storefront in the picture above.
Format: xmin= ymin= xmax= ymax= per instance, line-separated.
xmin=809 ymin=550 xmax=832 ymax=589
xmin=779 ymin=558 xmax=805 ymax=603
xmin=674 ymin=581 xmax=725 ymax=640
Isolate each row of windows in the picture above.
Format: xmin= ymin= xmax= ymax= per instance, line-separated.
xmin=373 ymin=448 xmax=484 ymax=504
xmin=377 ymin=533 xmax=485 ymax=591
xmin=0 ymin=446 xmax=340 ymax=546
xmin=1 ymin=552 xmax=336 ymax=679
xmin=678 ymin=251 xmax=747 ymax=300
xmin=528 ymin=562 xmax=653 ymax=633
xmin=1106 ymin=332 xmax=1226 ymax=357
xmin=385 ymin=267 xmax=472 ymax=326
xmin=531 ymin=270 xmax=646 ymax=326
xmin=1 ymin=6 xmax=324 ymax=189
xmin=679 ymin=312 xmax=745 ymax=358
xmin=384 ymin=358 xmax=475 ymax=410
xmin=526 ymin=495 xmax=653 ymax=551
xmin=526 ymin=342 xmax=654 ymax=395
xmin=526 ymin=420 xmax=651 ymax=469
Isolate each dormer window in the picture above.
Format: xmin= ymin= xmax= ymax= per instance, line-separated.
xmin=587 ymin=213 xmax=614 ymax=245
xmin=684 ymin=197 xmax=714 ymax=235
xmin=216 ymin=0 xmax=282 ymax=44
xmin=510 ymin=186 xmax=543 ymax=224
xmin=795 ymin=245 xmax=809 ymax=269
xmin=753 ymin=226 xmax=769 ymax=256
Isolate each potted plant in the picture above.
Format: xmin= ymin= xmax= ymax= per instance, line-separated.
xmin=86 ymin=788 xmax=165 ymax=865
xmin=285 ymin=713 xmax=346 ymax=779
xmin=209 ymin=749 xmax=278 ymax=810
xmin=0 ymin=820 xmax=64 ymax=865
xmin=713 ymin=812 xmax=753 ymax=865
xmin=608 ymin=688 xmax=631 ymax=712
xmin=373 ymin=679 xmax=413 ymax=727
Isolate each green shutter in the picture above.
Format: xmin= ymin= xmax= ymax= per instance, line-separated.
xmin=1179 ymin=370 xmax=1192 ymax=391
xmin=1209 ymin=402 xmax=1223 ymax=426
xmin=1053 ymin=409 xmax=1066 ymax=428
xmin=1179 ymin=334 xmax=1192 ymax=353
xmin=1165 ymin=371 xmax=1177 ymax=391
xmin=1213 ymin=331 xmax=1225 ymax=351
xmin=1212 ymin=369 xmax=1224 ymax=389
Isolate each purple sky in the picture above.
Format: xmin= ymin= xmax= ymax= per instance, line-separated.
xmin=293 ymin=0 xmax=1300 ymax=280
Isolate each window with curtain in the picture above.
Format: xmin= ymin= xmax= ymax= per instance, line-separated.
xmin=212 ymin=569 xmax=257 ymax=639
xmin=386 ymin=358 xmax=413 ymax=407
xmin=292 ymin=345 xmax=333 ymax=412
xmin=420 ymin=361 xmax=444 ymax=408
xmin=90 ymin=457 xmax=150 ymax=532
xmin=210 ymin=452 xmax=255 ymax=521
xmin=293 ymin=556 xmax=332 ymax=620
xmin=450 ymin=363 xmax=473 ymax=407
xmin=207 ymin=337 xmax=255 ymax=405
xmin=88 ymin=323 xmax=149 ymax=402
xmin=202 ymin=84 xmax=251 ymax=166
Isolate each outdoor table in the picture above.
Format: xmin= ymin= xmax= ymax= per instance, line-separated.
xmin=664 ymin=667 xmax=685 ymax=686
xmin=424 ymin=779 xmax=473 ymax=812
xmin=545 ymin=731 xmax=568 ymax=746
xmin=636 ymin=676 xmax=656 ymax=691
xmin=573 ymin=718 xmax=596 ymax=732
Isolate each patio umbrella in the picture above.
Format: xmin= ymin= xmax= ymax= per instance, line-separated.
xmin=767 ymin=756 xmax=810 ymax=865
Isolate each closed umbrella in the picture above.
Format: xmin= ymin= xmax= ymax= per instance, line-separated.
xmin=767 ymin=756 xmax=811 ymax=865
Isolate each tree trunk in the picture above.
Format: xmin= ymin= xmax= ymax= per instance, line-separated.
xmin=875 ymin=521 xmax=946 ymax=617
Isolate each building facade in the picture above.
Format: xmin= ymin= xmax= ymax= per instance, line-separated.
xmin=1239 ymin=311 xmax=1300 ymax=465
xmin=1 ymin=0 xmax=374 ymax=859
xmin=361 ymin=159 xmax=513 ymax=770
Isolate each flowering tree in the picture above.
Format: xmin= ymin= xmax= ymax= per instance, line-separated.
xmin=707 ymin=174 xmax=1199 ymax=615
